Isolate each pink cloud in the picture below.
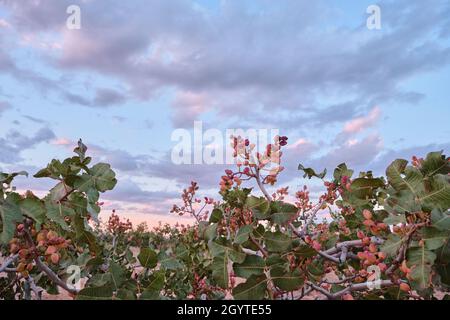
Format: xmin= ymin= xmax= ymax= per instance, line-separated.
xmin=0 ymin=19 xmax=11 ymax=28
xmin=343 ymin=106 xmax=381 ymax=134
xmin=171 ymin=91 xmax=212 ymax=127
xmin=287 ymin=138 xmax=309 ymax=150
xmin=51 ymin=138 xmax=72 ymax=146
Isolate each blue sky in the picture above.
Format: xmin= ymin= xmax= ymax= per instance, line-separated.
xmin=0 ymin=0 xmax=449 ymax=226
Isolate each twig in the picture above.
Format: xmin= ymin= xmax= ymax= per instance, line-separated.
xmin=34 ymin=257 xmax=79 ymax=295
xmin=320 ymin=275 xmax=357 ymax=285
xmin=26 ymin=275 xmax=43 ymax=300
xmin=324 ymin=237 xmax=384 ymax=255
xmin=249 ymin=235 xmax=268 ymax=258
xmin=339 ymin=246 xmax=348 ymax=264
xmin=0 ymin=254 xmax=19 ymax=273
xmin=309 ymin=280 xmax=394 ymax=300
xmin=385 ymin=224 xmax=425 ymax=276
xmin=298 ymin=201 xmax=325 ymax=237
xmin=254 ymin=169 xmax=272 ymax=201
xmin=288 ymin=222 xmax=340 ymax=263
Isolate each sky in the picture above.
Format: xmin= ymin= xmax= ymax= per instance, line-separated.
xmin=0 ymin=0 xmax=449 ymax=227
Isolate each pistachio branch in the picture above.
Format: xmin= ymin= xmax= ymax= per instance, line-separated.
xmin=0 ymin=254 xmax=19 ymax=273
xmin=249 ymin=235 xmax=268 ymax=258
xmin=308 ymin=280 xmax=395 ymax=300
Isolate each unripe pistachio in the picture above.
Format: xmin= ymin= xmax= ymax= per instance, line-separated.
xmin=377 ymin=263 xmax=387 ymax=272
xmin=18 ymin=249 xmax=29 ymax=259
xmin=37 ymin=232 xmax=47 ymax=242
xmin=342 ymin=293 xmax=354 ymax=300
xmin=10 ymin=243 xmax=19 ymax=254
xmin=357 ymin=252 xmax=367 ymax=260
xmin=50 ymin=253 xmax=60 ymax=264
xmin=399 ymin=283 xmax=410 ymax=292
xmin=377 ymin=223 xmax=387 ymax=230
xmin=377 ymin=252 xmax=386 ymax=260
xmin=363 ymin=219 xmax=375 ymax=227
xmin=362 ymin=209 xmax=373 ymax=220
xmin=47 ymin=230 xmax=58 ymax=240
xmin=17 ymin=262 xmax=26 ymax=272
xmin=45 ymin=246 xmax=57 ymax=255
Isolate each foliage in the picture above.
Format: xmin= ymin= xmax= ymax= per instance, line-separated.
xmin=0 ymin=138 xmax=449 ymax=300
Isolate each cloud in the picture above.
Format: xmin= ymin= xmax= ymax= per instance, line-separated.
xmin=2 ymin=0 xmax=449 ymax=128
xmin=104 ymin=179 xmax=178 ymax=205
xmin=299 ymin=134 xmax=384 ymax=175
xmin=343 ymin=106 xmax=381 ymax=134
xmin=0 ymin=18 xmax=11 ymax=29
xmin=93 ymin=88 xmax=127 ymax=107
xmin=171 ymin=91 xmax=211 ymax=127
xmin=1 ymin=0 xmax=449 ymax=219
xmin=0 ymin=127 xmax=56 ymax=163
xmin=51 ymin=137 xmax=72 ymax=146
xmin=0 ymin=101 xmax=12 ymax=116
xmin=64 ymin=88 xmax=127 ymax=108
xmin=22 ymin=114 xmax=49 ymax=124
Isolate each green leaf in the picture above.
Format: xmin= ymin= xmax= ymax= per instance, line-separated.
xmin=264 ymin=231 xmax=291 ymax=253
xmin=203 ymin=223 xmax=218 ymax=242
xmin=138 ymin=248 xmax=157 ymax=268
xmin=431 ymin=209 xmax=450 ymax=231
xmin=211 ymin=255 xmax=229 ymax=288
xmin=233 ymin=255 xmax=265 ymax=279
xmin=246 ymin=196 xmax=270 ymax=220
xmin=349 ymin=178 xmax=385 ymax=199
xmin=419 ymin=174 xmax=450 ymax=210
xmin=109 ymin=261 xmax=126 ymax=290
xmin=265 ymin=254 xmax=285 ymax=268
xmin=380 ymin=234 xmax=403 ymax=257
xmin=208 ymin=238 xmax=246 ymax=263
xmin=333 ymin=163 xmax=353 ymax=182
xmin=421 ymin=227 xmax=448 ymax=250
xmin=45 ymin=200 xmax=74 ymax=231
xmin=116 ymin=289 xmax=136 ymax=300
xmin=298 ymin=164 xmax=326 ymax=179
xmin=421 ymin=151 xmax=449 ymax=177
xmin=407 ymin=246 xmax=436 ymax=291
xmin=74 ymin=163 xmax=117 ymax=193
xmin=209 ymin=208 xmax=223 ymax=223
xmin=232 ymin=274 xmax=267 ymax=300
xmin=88 ymin=273 xmax=112 ymax=287
xmin=20 ymin=198 xmax=45 ymax=225
xmin=74 ymin=139 xmax=88 ymax=160
xmin=140 ymin=290 xmax=161 ymax=300
xmin=270 ymin=201 xmax=298 ymax=225
xmin=146 ymin=271 xmax=165 ymax=292
xmin=76 ymin=285 xmax=113 ymax=300
xmin=73 ymin=214 xmax=100 ymax=254
xmin=386 ymin=160 xmax=424 ymax=195
xmin=158 ymin=252 xmax=183 ymax=270
xmin=0 ymin=193 xmax=23 ymax=243
xmin=48 ymin=182 xmax=71 ymax=202
xmin=293 ymin=245 xmax=317 ymax=258
xmin=383 ymin=214 xmax=406 ymax=225
xmin=234 ymin=225 xmax=253 ymax=245
xmin=0 ymin=171 xmax=28 ymax=185
xmin=270 ymin=266 xmax=304 ymax=291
